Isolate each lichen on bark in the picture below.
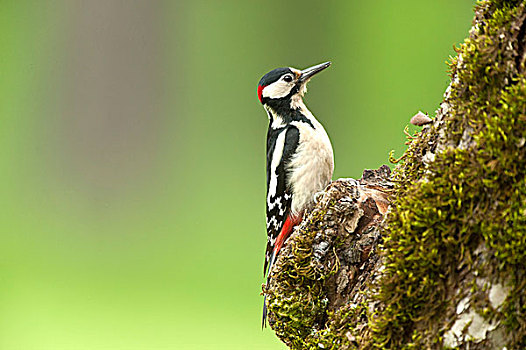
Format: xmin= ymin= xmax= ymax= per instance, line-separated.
xmin=264 ymin=1 xmax=526 ymax=349
xmin=265 ymin=166 xmax=392 ymax=349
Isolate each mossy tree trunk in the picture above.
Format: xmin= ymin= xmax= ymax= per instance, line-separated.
xmin=265 ymin=1 xmax=526 ymax=348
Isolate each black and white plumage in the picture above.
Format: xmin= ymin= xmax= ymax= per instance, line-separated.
xmin=257 ymin=62 xmax=334 ymax=327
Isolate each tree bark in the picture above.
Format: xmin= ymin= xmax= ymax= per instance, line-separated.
xmin=265 ymin=1 xmax=526 ymax=349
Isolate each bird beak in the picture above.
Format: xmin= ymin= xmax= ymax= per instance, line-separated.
xmin=299 ymin=61 xmax=331 ymax=83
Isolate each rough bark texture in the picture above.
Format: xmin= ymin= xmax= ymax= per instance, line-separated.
xmin=264 ymin=1 xmax=526 ymax=349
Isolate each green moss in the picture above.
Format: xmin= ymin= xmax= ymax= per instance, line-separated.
xmin=268 ymin=1 xmax=526 ymax=348
xmin=369 ymin=1 xmax=526 ymax=348
xmin=266 ymin=205 xmax=336 ymax=349
xmin=267 ymin=186 xmax=377 ymax=349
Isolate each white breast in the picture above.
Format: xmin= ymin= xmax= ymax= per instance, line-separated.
xmin=287 ymin=112 xmax=334 ymax=216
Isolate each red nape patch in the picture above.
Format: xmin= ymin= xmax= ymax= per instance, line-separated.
xmin=257 ymin=85 xmax=266 ymax=102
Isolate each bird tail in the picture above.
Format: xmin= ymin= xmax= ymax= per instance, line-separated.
xmin=262 ymin=250 xmax=277 ymax=329
xmin=262 ymin=214 xmax=301 ymax=328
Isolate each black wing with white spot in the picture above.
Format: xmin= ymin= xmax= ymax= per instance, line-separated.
xmin=264 ymin=125 xmax=299 ymax=276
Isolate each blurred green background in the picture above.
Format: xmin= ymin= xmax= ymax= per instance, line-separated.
xmin=1 ymin=1 xmax=474 ymax=349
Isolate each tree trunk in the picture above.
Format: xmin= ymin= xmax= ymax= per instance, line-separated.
xmin=264 ymin=1 xmax=526 ymax=348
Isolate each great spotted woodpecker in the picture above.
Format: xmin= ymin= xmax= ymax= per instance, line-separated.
xmin=258 ymin=62 xmax=334 ymax=327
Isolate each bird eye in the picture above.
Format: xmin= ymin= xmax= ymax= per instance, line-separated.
xmin=283 ymin=75 xmax=293 ymax=83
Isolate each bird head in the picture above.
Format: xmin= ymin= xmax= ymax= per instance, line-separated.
xmin=257 ymin=62 xmax=331 ymax=111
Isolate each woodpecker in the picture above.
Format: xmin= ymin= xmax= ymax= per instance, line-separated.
xmin=258 ymin=61 xmax=334 ymax=327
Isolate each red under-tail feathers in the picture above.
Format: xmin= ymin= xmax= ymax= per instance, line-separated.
xmin=262 ymin=214 xmax=302 ymax=328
